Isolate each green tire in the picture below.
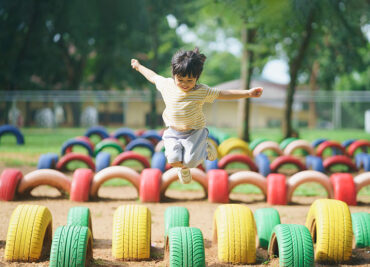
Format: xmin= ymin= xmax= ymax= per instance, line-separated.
xmin=167 ymin=227 xmax=205 ymax=267
xmin=249 ymin=138 xmax=269 ymax=151
xmin=280 ymin=137 xmax=298 ymax=150
xmin=268 ymin=224 xmax=314 ymax=267
xmin=164 ymin=207 xmax=190 ymax=239
xmin=94 ymin=140 xmax=123 ymax=156
xmin=67 ymin=207 xmax=93 ymax=238
xmin=254 ymin=208 xmax=281 ymax=248
xmin=351 ymin=212 xmax=370 ymax=248
xmin=49 ymin=225 xmax=93 ymax=267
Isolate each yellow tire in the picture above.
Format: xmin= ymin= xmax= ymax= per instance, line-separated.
xmin=305 ymin=199 xmax=352 ymax=263
xmin=213 ymin=204 xmax=256 ymax=264
xmin=5 ymin=204 xmax=52 ymax=262
xmin=112 ymin=204 xmax=151 ymax=260
xmin=218 ymin=138 xmax=251 ymax=158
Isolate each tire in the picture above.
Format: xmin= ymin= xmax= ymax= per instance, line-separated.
xmin=305 ymin=199 xmax=352 ymax=263
xmin=112 ymin=151 xmax=150 ymax=169
xmin=351 ymin=212 xmax=370 ymax=248
xmin=279 ymin=137 xmax=298 ymax=150
xmin=125 ymin=138 xmax=155 ymax=155
xmin=267 ymin=173 xmax=287 ymax=205
xmin=5 ymin=204 xmax=52 ymax=261
xmin=94 ymin=139 xmax=124 ymax=156
xmin=95 ymin=151 xmax=111 ymax=172
xmin=218 ymin=137 xmax=251 ymax=158
xmin=305 ymin=155 xmax=324 ymax=172
xmin=84 ymin=126 xmax=109 ymax=140
xmin=141 ymin=130 xmax=162 ymax=145
xmin=228 ymin=171 xmax=267 ymax=198
xmin=151 ymin=151 xmax=167 ymax=172
xmin=37 ymin=153 xmax=59 ymax=169
xmin=112 ymin=127 xmax=136 ymax=144
xmin=112 ymin=205 xmax=151 ymax=260
xmin=254 ymin=208 xmax=280 ymax=248
xmin=342 ymin=139 xmax=356 ymax=149
xmin=268 ymin=224 xmax=314 ymax=267
xmin=316 ymin=140 xmax=346 ymax=157
xmin=284 ymin=139 xmax=315 ymax=156
xmin=255 ymin=154 xmax=270 ymax=177
xmin=70 ymin=168 xmax=93 ymax=202
xmin=139 ymin=168 xmax=161 ymax=202
xmin=208 ymin=133 xmax=220 ymax=145
xmin=60 ymin=138 xmax=94 ymax=157
xmin=49 ymin=225 xmax=93 ymax=267
xmin=253 ymin=141 xmax=282 ymax=157
xmin=354 ymin=172 xmax=370 ymax=195
xmin=323 ymin=155 xmax=357 ymax=173
xmin=164 ymin=207 xmax=190 ymax=239
xmin=348 ymin=139 xmax=370 ymax=157
xmin=205 ymin=159 xmax=219 ymax=172
xmin=270 ymin=155 xmax=306 ymax=174
xmin=56 ymin=153 xmax=96 ymax=172
xmin=249 ymin=138 xmax=269 ymax=151
xmin=355 ymin=152 xmax=368 ymax=170
xmin=167 ymin=227 xmax=205 ymax=267
xmin=330 ymin=173 xmax=356 ymax=205
xmin=218 ymin=154 xmax=258 ymax=172
xmin=311 ymin=138 xmax=327 ymax=148
xmin=213 ymin=204 xmax=256 ymax=264
xmin=0 ymin=168 xmax=22 ymax=201
xmin=67 ymin=207 xmax=93 ymax=237
xmin=0 ymin=124 xmax=24 ymax=145
xmin=208 ymin=169 xmax=229 ymax=203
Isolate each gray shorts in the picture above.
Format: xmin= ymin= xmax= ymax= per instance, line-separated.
xmin=162 ymin=127 xmax=209 ymax=168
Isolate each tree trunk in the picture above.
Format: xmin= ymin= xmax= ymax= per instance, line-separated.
xmin=239 ymin=25 xmax=256 ymax=142
xmin=148 ymin=3 xmax=158 ymax=129
xmin=308 ymin=61 xmax=319 ymax=129
xmin=284 ymin=10 xmax=315 ymax=138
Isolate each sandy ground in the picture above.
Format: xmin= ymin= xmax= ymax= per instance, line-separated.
xmin=0 ymin=166 xmax=369 ymax=266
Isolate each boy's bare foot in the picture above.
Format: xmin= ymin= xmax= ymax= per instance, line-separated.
xmin=207 ymin=141 xmax=218 ymax=161
xmin=177 ymin=167 xmax=192 ymax=184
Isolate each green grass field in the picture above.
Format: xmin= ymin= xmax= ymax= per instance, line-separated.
xmin=0 ymin=127 xmax=369 ymax=197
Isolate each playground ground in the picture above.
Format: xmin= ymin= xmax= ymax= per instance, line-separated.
xmin=0 ymin=167 xmax=369 ymax=267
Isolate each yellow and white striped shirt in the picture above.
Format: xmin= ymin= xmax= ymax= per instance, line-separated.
xmin=154 ymin=75 xmax=220 ymax=130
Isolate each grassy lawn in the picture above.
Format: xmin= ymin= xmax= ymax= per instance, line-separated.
xmin=0 ymin=127 xmax=369 ymax=197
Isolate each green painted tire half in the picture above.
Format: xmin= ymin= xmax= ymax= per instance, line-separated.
xmin=351 ymin=212 xmax=370 ymax=248
xmin=164 ymin=207 xmax=189 ymax=239
xmin=279 ymin=137 xmax=298 ymax=150
xmin=67 ymin=207 xmax=93 ymax=238
xmin=249 ymin=138 xmax=269 ymax=151
xmin=254 ymin=208 xmax=281 ymax=248
xmin=94 ymin=140 xmax=123 ymax=156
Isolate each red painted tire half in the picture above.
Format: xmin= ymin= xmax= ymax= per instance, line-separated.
xmin=208 ymin=169 xmax=229 ymax=203
xmin=330 ymin=173 xmax=356 ymax=206
xmin=354 ymin=172 xmax=370 ymax=195
xmin=323 ymin=155 xmax=357 ymax=173
xmin=70 ymin=168 xmax=94 ymax=202
xmin=140 ymin=168 xmax=162 ymax=202
xmin=270 ymin=155 xmax=306 ymax=173
xmin=348 ymin=140 xmax=370 ymax=157
xmin=316 ymin=141 xmax=346 ymax=157
xmin=17 ymin=169 xmax=71 ymax=195
xmin=0 ymin=168 xmax=22 ymax=201
xmin=56 ymin=153 xmax=95 ymax=171
xmin=267 ymin=173 xmax=287 ymax=205
xmin=228 ymin=171 xmax=267 ymax=198
xmin=218 ymin=154 xmax=258 ymax=172
xmin=112 ymin=151 xmax=151 ymax=169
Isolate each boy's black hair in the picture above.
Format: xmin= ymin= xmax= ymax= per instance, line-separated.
xmin=171 ymin=47 xmax=206 ymax=79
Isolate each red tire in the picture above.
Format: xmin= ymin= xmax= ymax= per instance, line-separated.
xmin=348 ymin=140 xmax=370 ymax=157
xmin=218 ymin=154 xmax=258 ymax=172
xmin=323 ymin=155 xmax=357 ymax=173
xmin=270 ymin=155 xmax=306 ymax=173
xmin=0 ymin=168 xmax=22 ymax=201
xmin=56 ymin=153 xmax=95 ymax=171
xmin=267 ymin=173 xmax=287 ymax=205
xmin=330 ymin=173 xmax=356 ymax=206
xmin=208 ymin=169 xmax=229 ymax=203
xmin=316 ymin=140 xmax=346 ymax=157
xmin=112 ymin=151 xmax=151 ymax=169
xmin=140 ymin=168 xmax=162 ymax=202
xmin=70 ymin=168 xmax=93 ymax=202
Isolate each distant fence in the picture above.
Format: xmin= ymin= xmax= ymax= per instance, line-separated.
xmin=0 ymin=90 xmax=369 ymax=129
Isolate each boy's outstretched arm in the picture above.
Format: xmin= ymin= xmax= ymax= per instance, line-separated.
xmin=217 ymin=87 xmax=263 ymax=100
xmin=131 ymin=59 xmax=157 ymax=84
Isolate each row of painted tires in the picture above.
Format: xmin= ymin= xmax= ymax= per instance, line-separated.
xmin=1 ymin=166 xmax=369 ymax=205
xmin=4 ymin=200 xmax=370 ymax=266
xmin=0 ymin=124 xmax=24 ymax=145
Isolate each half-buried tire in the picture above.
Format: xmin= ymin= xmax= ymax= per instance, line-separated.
xmin=67 ymin=206 xmax=93 ymax=238
xmin=164 ymin=207 xmax=190 ymax=240
xmin=351 ymin=212 xmax=370 ymax=248
xmin=254 ymin=208 xmax=280 ymax=248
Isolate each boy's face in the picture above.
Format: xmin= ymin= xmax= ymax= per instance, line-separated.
xmin=174 ymin=74 xmax=197 ymax=92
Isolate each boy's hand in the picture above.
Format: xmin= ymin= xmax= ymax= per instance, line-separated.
xmin=249 ymin=87 xmax=263 ymax=97
xmin=131 ymin=59 xmax=140 ymax=71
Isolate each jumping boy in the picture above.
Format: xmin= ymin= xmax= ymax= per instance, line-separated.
xmin=131 ymin=48 xmax=263 ymax=184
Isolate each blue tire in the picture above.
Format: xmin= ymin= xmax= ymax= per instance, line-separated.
xmin=208 ymin=134 xmax=220 ymax=145
xmin=141 ymin=130 xmax=162 ymax=143
xmin=342 ymin=139 xmax=357 ymax=149
xmin=112 ymin=127 xmax=136 ymax=144
xmin=305 ymin=155 xmax=325 ymax=173
xmin=255 ymin=154 xmax=270 ymax=177
xmin=60 ymin=139 xmax=94 ymax=157
xmin=0 ymin=124 xmax=24 ymax=145
xmin=205 ymin=159 xmax=219 ymax=172
xmin=125 ymin=138 xmax=155 ymax=155
xmin=311 ymin=138 xmax=327 ymax=148
xmin=37 ymin=153 xmax=59 ymax=169
xmin=95 ymin=151 xmax=111 ymax=172
xmin=84 ymin=126 xmax=109 ymax=139
xmin=151 ymin=151 xmax=167 ymax=172
xmin=355 ymin=153 xmax=370 ymax=171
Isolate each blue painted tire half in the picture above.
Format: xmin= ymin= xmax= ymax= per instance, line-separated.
xmin=342 ymin=139 xmax=357 ymax=149
xmin=125 ymin=138 xmax=155 ymax=155
xmin=255 ymin=154 xmax=270 ymax=177
xmin=37 ymin=153 xmax=59 ymax=169
xmin=151 ymin=151 xmax=167 ymax=172
xmin=60 ymin=139 xmax=94 ymax=157
xmin=208 ymin=134 xmax=220 ymax=146
xmin=95 ymin=151 xmax=111 ymax=172
xmin=141 ymin=130 xmax=162 ymax=142
xmin=0 ymin=124 xmax=24 ymax=145
xmin=205 ymin=159 xmax=219 ymax=172
xmin=112 ymin=127 xmax=136 ymax=144
xmin=305 ymin=155 xmax=325 ymax=173
xmin=84 ymin=126 xmax=109 ymax=139
xmin=311 ymin=138 xmax=327 ymax=148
